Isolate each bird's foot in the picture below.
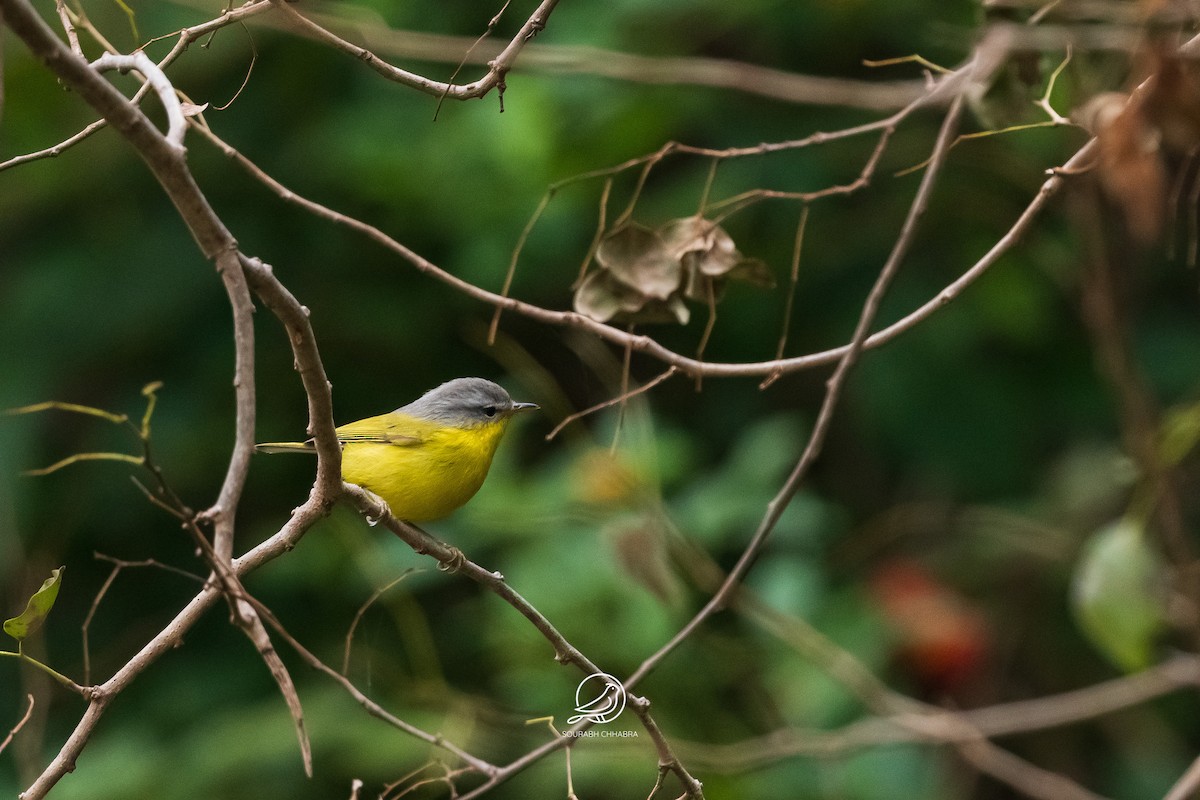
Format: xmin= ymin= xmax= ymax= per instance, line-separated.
xmin=359 ymin=488 xmax=390 ymax=526
xmin=437 ymin=545 xmax=466 ymax=573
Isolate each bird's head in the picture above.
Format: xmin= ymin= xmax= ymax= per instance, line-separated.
xmin=402 ymin=377 xmax=538 ymax=428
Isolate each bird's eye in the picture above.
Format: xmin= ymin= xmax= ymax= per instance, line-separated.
xmin=483 ymin=405 xmax=497 ymax=418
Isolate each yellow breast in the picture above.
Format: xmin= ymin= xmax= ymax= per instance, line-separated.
xmin=340 ymin=418 xmax=511 ymax=522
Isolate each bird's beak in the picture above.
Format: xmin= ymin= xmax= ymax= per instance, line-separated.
xmin=511 ymin=402 xmax=539 ymax=413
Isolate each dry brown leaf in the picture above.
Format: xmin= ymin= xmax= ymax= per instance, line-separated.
xmin=1091 ymin=96 xmax=1166 ymax=244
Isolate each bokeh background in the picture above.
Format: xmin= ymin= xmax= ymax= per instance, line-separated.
xmin=3 ymin=1 xmax=1200 ymax=798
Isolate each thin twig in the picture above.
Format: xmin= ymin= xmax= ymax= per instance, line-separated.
xmin=677 ymin=655 xmax=1200 ymax=767
xmin=489 ymin=189 xmax=553 ymax=344
xmin=626 ymin=93 xmax=966 ymax=691
xmin=693 ymin=278 xmax=718 ymax=383
xmin=0 ymin=694 xmax=35 ymax=756
xmin=0 ymin=6 xmax=341 ymax=795
xmin=203 ymin=248 xmax=256 ymax=567
xmin=249 ymin=594 xmax=498 ymax=775
xmin=54 ymin=0 xmax=81 ymax=56
xmin=761 ymin=205 xmax=809 ymax=389
xmin=1035 ymin=44 xmax=1072 ymax=123
xmin=545 ymin=367 xmax=678 ymax=440
xmin=184 ymin=109 xmax=1065 ymax=381
xmin=246 ymin=4 xmax=927 ymax=111
xmin=957 ymin=737 xmax=1109 ymax=800
xmin=82 ymin=554 xmax=202 ymax=685
xmin=0 ymin=650 xmax=87 ymax=696
xmin=433 ymin=0 xmax=513 ymax=119
xmin=341 ymin=570 xmax=419 ymax=676
xmin=211 ymin=23 xmax=257 ymax=111
xmin=0 ymin=0 xmax=270 ymax=173
xmin=266 ymin=0 xmax=559 ymax=101
xmin=340 ymin=484 xmax=705 ymax=798
xmin=21 ymin=451 xmax=143 ymax=477
xmin=708 ymin=126 xmax=895 ymax=222
xmin=575 ymin=177 xmax=614 ymax=288
xmin=0 ymin=117 xmax=111 ymax=172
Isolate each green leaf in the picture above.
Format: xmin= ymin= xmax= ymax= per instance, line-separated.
xmin=4 ymin=567 xmax=65 ymax=643
xmin=1071 ymin=520 xmax=1166 ymax=672
xmin=1159 ymin=400 xmax=1200 ymax=467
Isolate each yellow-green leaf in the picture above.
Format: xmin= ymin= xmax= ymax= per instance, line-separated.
xmin=1071 ymin=520 xmax=1166 ymax=672
xmin=4 ymin=567 xmax=65 ymax=642
xmin=1159 ymin=400 xmax=1200 ymax=467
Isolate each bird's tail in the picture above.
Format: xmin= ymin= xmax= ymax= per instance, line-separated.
xmin=254 ymin=441 xmax=316 ymax=455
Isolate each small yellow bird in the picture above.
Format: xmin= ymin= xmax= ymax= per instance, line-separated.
xmin=256 ymin=378 xmax=538 ymax=522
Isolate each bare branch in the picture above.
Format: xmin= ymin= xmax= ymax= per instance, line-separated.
xmin=340 ymin=484 xmax=705 ymax=797
xmin=234 ymin=599 xmax=312 ymax=777
xmin=190 ymin=105 xmax=1092 ymax=383
xmin=957 ymin=736 xmax=1110 ymax=800
xmin=0 ymin=1 xmax=269 ymax=171
xmin=81 ymin=555 xmax=202 ymax=686
xmin=240 ymin=256 xmax=342 ymax=492
xmin=0 ymin=13 xmax=341 ymax=797
xmin=0 ymin=0 xmax=237 ymax=255
xmin=1165 ymin=752 xmax=1200 ymax=800
xmin=0 ymin=694 xmax=34 ymax=757
xmin=265 ymin=0 xmax=559 ymax=102
xmin=53 ymin=0 xmax=80 ymax=57
xmin=19 ymin=491 xmax=333 ymax=799
xmin=341 ymin=570 xmax=418 ymax=676
xmin=761 ymin=205 xmax=810 ymax=389
xmin=230 ymin=2 xmax=926 ymax=111
xmin=6 ymin=4 xmax=1190 ymax=799
xmin=626 ymin=93 xmax=968 ymax=691
xmin=204 ymin=248 xmax=256 ymax=566
xmin=249 ymin=595 xmax=498 ymax=776
xmin=676 ymin=656 xmax=1200 ymax=767
xmin=545 ymin=367 xmax=679 ymax=440
xmin=342 ymin=484 xmax=595 ymax=669
xmin=0 ymin=115 xmax=110 ymax=172
xmin=432 ymin=0 xmax=513 ymax=119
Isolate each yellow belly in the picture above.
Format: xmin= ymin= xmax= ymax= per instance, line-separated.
xmin=340 ymin=422 xmax=507 ymax=522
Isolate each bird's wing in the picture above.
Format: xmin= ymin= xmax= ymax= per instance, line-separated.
xmin=573 ymin=685 xmax=618 ymax=714
xmin=335 ymin=412 xmax=424 ymax=446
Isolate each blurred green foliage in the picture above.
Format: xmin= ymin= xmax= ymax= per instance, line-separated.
xmin=1072 ymin=518 xmax=1169 ymax=672
xmin=4 ymin=1 xmax=1200 ymax=799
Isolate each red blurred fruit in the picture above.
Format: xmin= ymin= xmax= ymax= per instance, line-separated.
xmin=869 ymin=559 xmax=991 ymax=695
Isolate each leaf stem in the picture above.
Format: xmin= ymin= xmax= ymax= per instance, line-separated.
xmin=0 ymin=650 xmax=88 ymax=696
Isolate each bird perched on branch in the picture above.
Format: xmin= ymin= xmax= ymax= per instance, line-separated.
xmin=257 ymin=377 xmax=538 ymax=522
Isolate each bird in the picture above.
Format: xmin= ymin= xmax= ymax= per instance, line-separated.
xmin=256 ymin=378 xmax=538 ymax=522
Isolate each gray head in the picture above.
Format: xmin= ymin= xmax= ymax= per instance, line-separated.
xmin=400 ymin=378 xmax=538 ymax=427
